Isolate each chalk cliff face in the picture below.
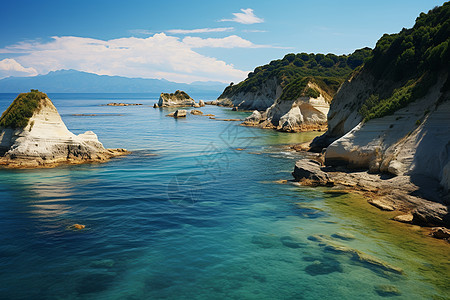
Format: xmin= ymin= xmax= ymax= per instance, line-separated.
xmin=0 ymin=91 xmax=127 ymax=168
xmin=243 ymin=81 xmax=331 ymax=132
xmin=217 ymin=77 xmax=282 ymax=110
xmin=310 ymin=3 xmax=450 ymax=191
xmin=158 ymin=90 xmax=198 ymax=107
xmin=324 ymin=75 xmax=450 ymax=190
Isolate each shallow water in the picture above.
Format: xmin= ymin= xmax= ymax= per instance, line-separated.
xmin=0 ymin=93 xmax=448 ymax=299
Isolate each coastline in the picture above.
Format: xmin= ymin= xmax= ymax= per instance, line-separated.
xmin=287 ymin=145 xmax=449 ymax=240
xmin=0 ymin=148 xmax=129 ymax=169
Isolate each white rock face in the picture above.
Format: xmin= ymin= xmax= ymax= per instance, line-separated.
xmin=0 ymin=97 xmax=127 ymax=168
xmin=217 ymin=77 xmax=282 ymax=110
xmin=324 ymin=75 xmax=450 ymax=190
xmin=242 ymin=81 xmax=330 ymax=132
xmin=158 ymin=91 xmax=197 ymax=107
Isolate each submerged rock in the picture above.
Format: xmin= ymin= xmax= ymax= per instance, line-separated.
xmin=309 ymin=233 xmax=404 ymax=275
xmin=251 ymin=234 xmax=279 ymax=249
xmin=0 ymin=90 xmax=128 ymax=169
xmin=331 ymin=232 xmax=356 ymax=241
xmin=305 ymin=258 xmax=343 ymax=276
xmin=280 ymin=236 xmax=304 ymax=249
xmin=374 ymin=285 xmax=401 ymax=297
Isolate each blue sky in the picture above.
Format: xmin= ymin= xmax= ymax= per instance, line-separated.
xmin=0 ymin=0 xmax=445 ymax=83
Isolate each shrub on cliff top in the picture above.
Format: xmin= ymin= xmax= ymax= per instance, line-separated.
xmin=162 ymin=90 xmax=191 ymax=100
xmin=0 ymin=89 xmax=47 ymax=129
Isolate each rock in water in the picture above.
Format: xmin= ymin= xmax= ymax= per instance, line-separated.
xmin=174 ymin=110 xmax=187 ymax=118
xmin=0 ymin=90 xmax=128 ymax=168
xmin=292 ymin=159 xmax=333 ymax=186
xmin=198 ymin=100 xmax=205 ymax=107
xmin=190 ymin=110 xmax=203 ymax=115
xmin=157 ymin=90 xmax=198 ymax=107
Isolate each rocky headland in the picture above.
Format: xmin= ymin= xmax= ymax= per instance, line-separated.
xmin=242 ymin=79 xmax=332 ymax=132
xmin=215 ymin=49 xmax=371 ymax=132
xmin=0 ymin=90 xmax=128 ymax=168
xmin=292 ymin=3 xmax=450 ymax=232
xmin=156 ymin=90 xmax=204 ymax=108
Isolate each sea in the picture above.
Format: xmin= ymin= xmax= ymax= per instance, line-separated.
xmin=0 ymin=93 xmax=448 ymax=299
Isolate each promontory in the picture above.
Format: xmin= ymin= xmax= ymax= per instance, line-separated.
xmin=0 ymin=90 xmax=128 ymax=168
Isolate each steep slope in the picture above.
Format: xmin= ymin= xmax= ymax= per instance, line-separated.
xmin=0 ymin=90 xmax=128 ymax=168
xmin=216 ymin=49 xmax=371 ymax=111
xmin=298 ymin=3 xmax=450 ymax=226
xmin=243 ymin=77 xmax=334 ymax=132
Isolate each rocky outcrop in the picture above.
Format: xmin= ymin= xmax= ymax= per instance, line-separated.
xmin=297 ymin=3 xmax=450 ymax=228
xmin=292 ymin=159 xmax=333 ymax=186
xmin=243 ymin=81 xmax=331 ymax=132
xmin=167 ymin=109 xmax=187 ymax=118
xmin=157 ymin=90 xmax=198 ymax=107
xmin=217 ymin=77 xmax=282 ymax=110
xmin=324 ymin=75 xmax=450 ymax=187
xmin=0 ymin=91 xmax=128 ymax=168
xmin=190 ymin=110 xmax=203 ymax=115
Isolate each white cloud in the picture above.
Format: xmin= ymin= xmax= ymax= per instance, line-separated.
xmin=220 ymin=8 xmax=264 ymax=24
xmin=166 ymin=27 xmax=234 ymax=34
xmin=183 ymin=35 xmax=269 ymax=48
xmin=0 ymin=58 xmax=38 ymax=79
xmin=0 ymin=34 xmax=254 ymax=83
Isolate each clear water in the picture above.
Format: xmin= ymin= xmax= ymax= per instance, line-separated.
xmin=0 ymin=93 xmax=448 ymax=300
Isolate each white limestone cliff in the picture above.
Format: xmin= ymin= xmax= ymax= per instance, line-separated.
xmin=242 ymin=81 xmax=330 ymax=132
xmin=0 ymin=95 xmax=127 ymax=168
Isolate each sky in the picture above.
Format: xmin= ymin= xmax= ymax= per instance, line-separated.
xmin=0 ymin=0 xmax=446 ymax=83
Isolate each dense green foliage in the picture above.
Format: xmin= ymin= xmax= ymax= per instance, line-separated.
xmin=360 ymin=2 xmax=450 ymax=121
xmin=162 ymin=90 xmax=191 ymax=100
xmin=219 ymin=48 xmax=371 ymax=99
xmin=0 ymin=89 xmax=47 ymax=129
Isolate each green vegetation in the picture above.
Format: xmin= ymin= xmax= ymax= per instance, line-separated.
xmin=162 ymin=90 xmax=191 ymax=100
xmin=279 ymin=76 xmax=342 ymax=101
xmin=0 ymin=89 xmax=47 ymax=129
xmin=360 ymin=2 xmax=450 ymax=121
xmin=219 ymin=48 xmax=371 ymax=100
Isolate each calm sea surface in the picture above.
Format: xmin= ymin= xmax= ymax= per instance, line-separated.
xmin=0 ymin=93 xmax=448 ymax=299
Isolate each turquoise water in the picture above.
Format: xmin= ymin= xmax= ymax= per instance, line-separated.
xmin=0 ymin=93 xmax=448 ymax=299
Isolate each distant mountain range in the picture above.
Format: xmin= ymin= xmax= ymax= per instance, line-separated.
xmin=0 ymin=70 xmax=227 ymax=94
